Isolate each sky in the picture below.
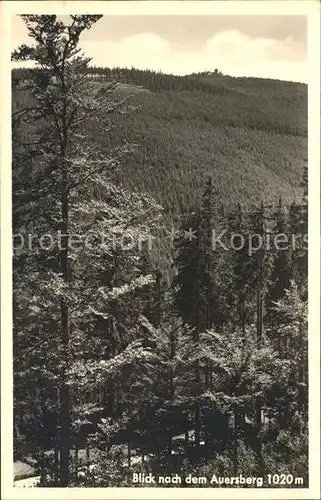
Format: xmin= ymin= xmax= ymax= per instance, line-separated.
xmin=11 ymin=15 xmax=307 ymax=83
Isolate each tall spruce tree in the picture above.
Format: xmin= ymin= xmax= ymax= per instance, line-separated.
xmin=288 ymin=164 xmax=308 ymax=291
xmin=227 ymin=204 xmax=254 ymax=331
xmin=265 ymin=198 xmax=292 ymax=330
xmin=12 ymin=15 xmax=163 ymax=485
xmin=245 ymin=202 xmax=273 ymax=430
xmin=200 ymin=325 xmax=289 ymax=475
xmin=173 ymin=177 xmax=230 ymax=451
xmin=173 ymin=177 xmax=229 ymax=332
xmin=266 ymin=281 xmax=308 ymax=428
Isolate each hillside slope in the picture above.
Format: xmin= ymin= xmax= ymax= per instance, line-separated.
xmin=12 ymin=69 xmax=307 ymax=220
xmin=84 ymin=71 xmax=307 ymax=219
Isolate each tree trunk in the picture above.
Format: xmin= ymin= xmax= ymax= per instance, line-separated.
xmin=255 ymin=288 xmax=262 ymax=432
xmin=298 ymin=318 xmax=305 ymax=413
xmin=86 ymin=441 xmax=90 ymax=464
xmin=54 ymin=441 xmax=59 ymax=484
xmin=168 ymin=325 xmax=175 ymax=455
xmin=184 ymin=412 xmax=189 ymax=453
xmin=127 ymin=440 xmax=131 ymax=468
xmin=240 ymin=294 xmax=245 ymax=334
xmin=168 ymin=366 xmax=174 ymax=455
xmin=168 ymin=430 xmax=173 ymax=456
xmin=255 ymin=237 xmax=264 ymax=432
xmin=59 ymin=162 xmax=71 ymax=486
xmin=74 ymin=441 xmax=79 ymax=483
xmin=194 ymin=400 xmax=201 ymax=451
xmin=232 ymin=411 xmax=239 ymax=476
xmin=59 ymin=384 xmax=70 ymax=486
xmin=194 ymin=313 xmax=201 ymax=451
xmin=155 ymin=433 xmax=160 ymax=459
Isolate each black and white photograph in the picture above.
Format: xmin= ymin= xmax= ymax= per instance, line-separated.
xmin=1 ymin=1 xmax=320 ymax=498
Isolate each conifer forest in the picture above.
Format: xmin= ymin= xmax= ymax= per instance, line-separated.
xmin=12 ymin=15 xmax=308 ymax=488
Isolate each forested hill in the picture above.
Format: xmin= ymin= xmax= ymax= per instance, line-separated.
xmin=12 ymin=67 xmax=307 ymax=219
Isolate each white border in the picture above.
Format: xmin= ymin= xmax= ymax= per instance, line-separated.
xmin=1 ymin=2 xmax=320 ymax=499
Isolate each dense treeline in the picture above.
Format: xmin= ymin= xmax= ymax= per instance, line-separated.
xmin=12 ymin=15 xmax=308 ymax=488
xmin=13 ymin=65 xmax=226 ymax=94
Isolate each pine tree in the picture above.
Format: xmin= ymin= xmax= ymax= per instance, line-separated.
xmin=265 ymin=198 xmax=292 ymax=331
xmin=200 ymin=325 xmax=288 ymax=474
xmin=245 ymin=202 xmax=273 ymax=431
xmin=173 ymin=178 xmax=231 ymax=452
xmin=269 ymin=281 xmax=308 ymax=415
xmin=200 ymin=177 xmax=232 ymax=330
xmin=12 ymin=14 xmax=163 ymax=485
xmin=227 ymin=204 xmax=253 ymax=331
xmin=288 ymin=163 xmax=308 ymax=290
xmin=262 ymin=279 xmax=308 ymax=476
xmin=173 ymin=177 xmax=229 ymax=332
xmin=173 ymin=211 xmax=204 ymax=329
